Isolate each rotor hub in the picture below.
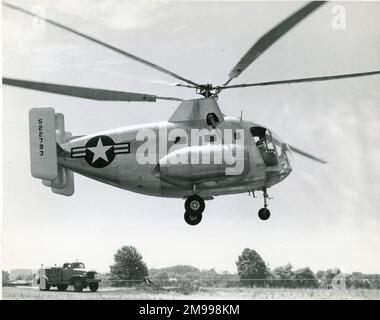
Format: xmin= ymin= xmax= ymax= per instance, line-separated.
xmin=196 ymin=84 xmax=220 ymax=98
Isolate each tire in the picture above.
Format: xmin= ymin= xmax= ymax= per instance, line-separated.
xmin=89 ymin=282 xmax=99 ymax=292
xmin=57 ymin=284 xmax=68 ymax=291
xmin=184 ymin=211 xmax=202 ymax=225
xmin=185 ymin=195 xmax=205 ymax=214
xmin=73 ymin=279 xmax=84 ymax=292
xmin=258 ymin=208 xmax=270 ymax=220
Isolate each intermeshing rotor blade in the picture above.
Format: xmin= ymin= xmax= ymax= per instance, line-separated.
xmin=224 ymin=1 xmax=326 ymax=85
xmin=3 ymin=2 xmax=199 ymax=87
xmin=2 ymin=78 xmax=183 ymax=102
xmin=288 ymin=144 xmax=327 ymax=164
xmin=217 ymin=70 xmax=380 ymax=90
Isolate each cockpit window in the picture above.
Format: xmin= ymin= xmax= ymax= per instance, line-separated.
xmin=250 ymin=126 xmax=278 ymax=166
xmin=250 ymin=127 xmax=266 ymax=144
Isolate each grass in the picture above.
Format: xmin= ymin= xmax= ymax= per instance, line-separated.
xmin=3 ymin=286 xmax=380 ymax=300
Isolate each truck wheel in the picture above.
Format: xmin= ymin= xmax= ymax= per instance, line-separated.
xmin=73 ymin=279 xmax=84 ymax=292
xmin=57 ymin=284 xmax=68 ymax=291
xmin=89 ymin=282 xmax=99 ymax=292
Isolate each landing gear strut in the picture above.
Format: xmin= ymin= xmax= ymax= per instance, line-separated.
xmin=184 ymin=195 xmax=205 ymax=225
xmin=258 ymin=188 xmax=271 ymax=220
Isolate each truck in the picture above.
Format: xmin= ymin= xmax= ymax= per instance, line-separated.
xmin=37 ymin=262 xmax=101 ymax=292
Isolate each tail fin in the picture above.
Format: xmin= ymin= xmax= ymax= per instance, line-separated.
xmin=29 ymin=108 xmax=58 ymax=180
xmin=29 ymin=107 xmax=74 ymax=196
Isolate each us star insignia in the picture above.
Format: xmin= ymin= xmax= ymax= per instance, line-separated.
xmin=71 ymin=135 xmax=130 ymax=168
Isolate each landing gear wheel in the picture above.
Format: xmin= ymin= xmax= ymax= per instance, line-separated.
xmin=258 ymin=208 xmax=270 ymax=220
xmin=257 ymin=188 xmax=271 ymax=220
xmin=184 ymin=211 xmax=202 ymax=225
xmin=185 ymin=195 xmax=205 ymax=214
xmin=73 ymin=279 xmax=84 ymax=292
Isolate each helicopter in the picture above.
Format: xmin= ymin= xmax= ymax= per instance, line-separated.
xmin=3 ymin=2 xmax=380 ymax=225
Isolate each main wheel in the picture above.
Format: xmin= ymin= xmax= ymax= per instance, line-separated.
xmin=258 ymin=208 xmax=270 ymax=220
xmin=184 ymin=211 xmax=202 ymax=225
xmin=73 ymin=279 xmax=84 ymax=292
xmin=185 ymin=195 xmax=205 ymax=214
xmin=89 ymin=282 xmax=99 ymax=292
xmin=57 ymin=284 xmax=68 ymax=291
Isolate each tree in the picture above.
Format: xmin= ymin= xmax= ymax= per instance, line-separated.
xmin=351 ymin=272 xmax=370 ymax=289
xmin=273 ymin=264 xmax=294 ymax=288
xmin=183 ymin=271 xmax=200 ymax=281
xmin=366 ymin=274 xmax=380 ymax=289
xmin=154 ymin=271 xmax=169 ymax=281
xmin=316 ymin=270 xmax=326 ymax=280
xmin=2 ymin=271 xmax=10 ymax=286
xmin=236 ymin=248 xmax=268 ymax=287
xmin=319 ymin=268 xmax=341 ymax=288
xmin=292 ymin=267 xmax=319 ymax=288
xmin=201 ymin=268 xmax=221 ymax=287
xmin=150 ymin=265 xmax=201 ymax=280
xmin=153 ymin=271 xmax=169 ymax=286
xmin=110 ymin=246 xmax=148 ymax=287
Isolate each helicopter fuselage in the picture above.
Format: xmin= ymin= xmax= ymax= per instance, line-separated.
xmin=58 ymin=117 xmax=293 ymax=199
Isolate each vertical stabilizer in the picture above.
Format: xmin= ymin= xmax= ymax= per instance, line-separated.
xmin=29 ymin=108 xmax=58 ymax=180
xmin=29 ymin=107 xmax=75 ymax=196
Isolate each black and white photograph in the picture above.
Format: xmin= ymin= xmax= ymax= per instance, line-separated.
xmin=1 ymin=0 xmax=380 ymax=304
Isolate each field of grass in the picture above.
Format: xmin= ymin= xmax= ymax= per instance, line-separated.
xmin=3 ymin=286 xmax=380 ymax=300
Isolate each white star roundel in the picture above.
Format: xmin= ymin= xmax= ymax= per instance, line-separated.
xmin=71 ymin=135 xmax=130 ymax=168
xmin=87 ymin=138 xmax=112 ymax=164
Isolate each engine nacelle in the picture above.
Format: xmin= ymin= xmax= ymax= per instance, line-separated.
xmin=155 ymin=144 xmax=249 ymax=184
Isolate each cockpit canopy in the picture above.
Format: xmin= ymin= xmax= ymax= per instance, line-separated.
xmin=250 ymin=126 xmax=278 ymax=166
xmin=250 ymin=126 xmax=293 ymax=171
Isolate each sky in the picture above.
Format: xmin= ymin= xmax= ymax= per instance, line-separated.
xmin=1 ymin=1 xmax=380 ymax=275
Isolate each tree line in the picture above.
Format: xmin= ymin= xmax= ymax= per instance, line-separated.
xmin=106 ymin=246 xmax=380 ymax=289
xmin=3 ymin=246 xmax=379 ymax=289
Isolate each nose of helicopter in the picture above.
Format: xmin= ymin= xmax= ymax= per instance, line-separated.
xmin=272 ymin=133 xmax=293 ymax=181
xmin=278 ymin=143 xmax=294 ymax=181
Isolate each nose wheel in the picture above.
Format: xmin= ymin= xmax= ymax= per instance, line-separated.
xmin=258 ymin=207 xmax=270 ymax=220
xmin=258 ymin=188 xmax=271 ymax=220
xmin=184 ymin=195 xmax=205 ymax=225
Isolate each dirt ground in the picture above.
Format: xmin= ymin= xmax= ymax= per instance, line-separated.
xmin=3 ymin=286 xmax=380 ymax=300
